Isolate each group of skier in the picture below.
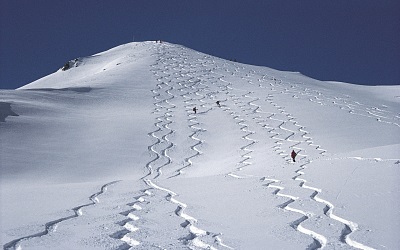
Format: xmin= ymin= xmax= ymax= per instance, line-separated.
xmin=192 ymin=101 xmax=221 ymax=114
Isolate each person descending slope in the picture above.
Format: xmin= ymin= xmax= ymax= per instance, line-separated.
xmin=216 ymin=101 xmax=221 ymax=107
xmin=193 ymin=107 xmax=197 ymax=114
xmin=291 ymin=150 xmax=297 ymax=162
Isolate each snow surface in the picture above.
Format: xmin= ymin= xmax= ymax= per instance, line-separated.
xmin=1 ymin=41 xmax=399 ymax=250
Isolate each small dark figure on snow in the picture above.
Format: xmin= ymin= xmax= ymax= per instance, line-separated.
xmin=291 ymin=150 xmax=297 ymax=162
xmin=193 ymin=107 xmax=197 ymax=114
xmin=216 ymin=101 xmax=221 ymax=107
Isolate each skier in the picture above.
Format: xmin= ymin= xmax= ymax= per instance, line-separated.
xmin=291 ymin=150 xmax=297 ymax=162
xmin=216 ymin=101 xmax=221 ymax=107
xmin=193 ymin=107 xmax=197 ymax=114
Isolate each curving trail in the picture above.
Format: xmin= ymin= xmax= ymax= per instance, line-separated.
xmin=3 ymin=42 xmax=390 ymax=249
xmin=267 ymin=80 xmax=400 ymax=129
xmin=311 ymin=191 xmax=375 ymax=250
xmin=144 ymin=179 xmax=228 ymax=250
xmin=116 ymin=43 xmax=232 ymax=249
xmin=215 ymin=67 xmax=376 ymax=249
xmin=253 ymin=77 xmax=375 ymax=249
xmin=111 ymin=189 xmax=152 ymax=248
xmin=170 ymin=78 xmax=209 ymax=178
xmin=3 ymin=181 xmax=120 ymax=250
xmin=212 ymin=72 xmax=330 ymax=247
xmin=145 ymin=78 xmax=176 ymax=180
xmin=262 ymin=177 xmax=327 ymax=248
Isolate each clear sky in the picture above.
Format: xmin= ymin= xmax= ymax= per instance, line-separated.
xmin=1 ymin=0 xmax=399 ymax=89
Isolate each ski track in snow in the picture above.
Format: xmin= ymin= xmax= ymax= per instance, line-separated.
xmin=5 ymin=42 xmax=388 ymax=249
xmin=217 ymin=74 xmax=329 ymax=248
xmin=215 ymin=76 xmax=257 ymax=179
xmin=216 ymin=67 xmax=375 ymax=249
xmin=268 ymin=82 xmax=400 ymax=128
xmin=255 ymin=78 xmax=375 ymax=249
xmin=172 ymin=78 xmax=208 ymax=178
xmin=144 ymin=179 xmax=231 ymax=250
xmin=3 ymin=181 xmax=120 ymax=250
xmin=215 ymin=72 xmax=329 ymax=247
xmin=111 ymin=189 xmax=152 ymax=249
xmin=141 ymin=66 xmax=175 ymax=180
xmin=118 ymin=43 xmax=232 ymax=249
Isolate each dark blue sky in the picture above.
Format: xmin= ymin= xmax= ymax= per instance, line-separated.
xmin=1 ymin=1 xmax=399 ymax=89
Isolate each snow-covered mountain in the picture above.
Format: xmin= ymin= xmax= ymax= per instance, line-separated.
xmin=1 ymin=41 xmax=399 ymax=250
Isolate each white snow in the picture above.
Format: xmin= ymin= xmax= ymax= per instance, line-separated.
xmin=1 ymin=41 xmax=399 ymax=250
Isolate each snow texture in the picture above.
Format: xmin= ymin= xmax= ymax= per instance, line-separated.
xmin=1 ymin=41 xmax=399 ymax=249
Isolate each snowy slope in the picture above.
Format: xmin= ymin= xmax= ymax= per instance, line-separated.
xmin=1 ymin=41 xmax=399 ymax=250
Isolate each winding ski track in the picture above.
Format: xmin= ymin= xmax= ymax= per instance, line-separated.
xmin=3 ymin=181 xmax=120 ymax=250
xmin=214 ymin=67 xmax=375 ymax=249
xmin=143 ymin=58 xmax=177 ymax=180
xmin=112 ymin=189 xmax=152 ymax=249
xmin=215 ymin=75 xmax=258 ymax=179
xmin=230 ymin=101 xmax=257 ymax=175
xmin=170 ymin=78 xmax=208 ymax=177
xmin=4 ymin=42 xmax=387 ymax=249
xmin=144 ymin=179 xmax=231 ymax=250
xmin=255 ymin=77 xmax=374 ymax=249
xmin=154 ymin=83 xmax=175 ymax=179
xmin=269 ymin=81 xmax=400 ymax=128
xmin=215 ymin=71 xmax=330 ymax=248
xmin=206 ymin=62 xmax=377 ymax=249
xmin=238 ymin=89 xmax=328 ymax=248
xmin=133 ymin=44 xmax=232 ymax=249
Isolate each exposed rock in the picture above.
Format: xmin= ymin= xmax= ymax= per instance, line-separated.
xmin=61 ymin=58 xmax=81 ymax=71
